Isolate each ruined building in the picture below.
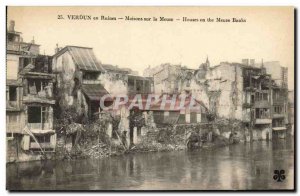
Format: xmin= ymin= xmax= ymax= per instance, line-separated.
xmin=204 ymin=59 xmax=289 ymax=140
xmin=52 ymin=46 xmax=154 ymax=119
xmin=143 ymin=59 xmax=210 ymax=105
xmin=141 ymin=60 xmax=211 ymax=131
xmin=52 ymin=45 xmax=108 ymax=120
xmin=6 ymin=21 xmax=56 ymax=162
xmin=144 ymin=58 xmax=290 ymax=141
xmin=52 ymin=45 xmax=154 ymax=147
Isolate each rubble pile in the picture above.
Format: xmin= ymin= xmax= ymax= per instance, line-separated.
xmin=81 ymin=142 xmax=111 ymax=159
xmin=132 ymin=126 xmax=186 ymax=153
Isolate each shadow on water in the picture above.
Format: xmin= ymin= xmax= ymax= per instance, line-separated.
xmin=7 ymin=137 xmax=294 ymax=190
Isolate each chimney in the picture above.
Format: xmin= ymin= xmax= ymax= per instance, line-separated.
xmin=250 ymin=59 xmax=255 ymax=66
xmin=242 ymin=59 xmax=249 ymax=66
xmin=55 ymin=44 xmax=59 ymax=53
xmin=8 ymin=20 xmax=15 ymax=32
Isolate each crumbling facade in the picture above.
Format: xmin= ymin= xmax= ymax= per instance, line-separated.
xmin=6 ymin=21 xmax=56 ymax=162
xmin=52 ymin=45 xmax=108 ymax=120
xmin=145 ymin=58 xmax=290 ymax=141
xmin=143 ymin=60 xmax=210 ymax=107
xmin=52 ymin=45 xmax=155 ymax=148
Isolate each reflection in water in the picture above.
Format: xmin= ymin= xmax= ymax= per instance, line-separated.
xmin=7 ymin=138 xmax=294 ymax=190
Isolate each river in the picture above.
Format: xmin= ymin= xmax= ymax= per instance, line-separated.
xmin=6 ymin=138 xmax=294 ymax=190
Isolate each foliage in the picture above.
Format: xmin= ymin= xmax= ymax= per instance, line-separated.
xmin=83 ymin=113 xmax=113 ymax=144
xmin=54 ymin=105 xmax=79 ymax=136
xmin=129 ymin=109 xmax=145 ymax=129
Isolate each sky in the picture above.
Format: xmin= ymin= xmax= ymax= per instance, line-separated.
xmin=7 ymin=6 xmax=294 ymax=89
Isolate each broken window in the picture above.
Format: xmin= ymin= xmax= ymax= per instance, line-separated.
xmin=255 ymin=92 xmax=269 ymax=102
xmin=255 ymin=108 xmax=270 ymax=119
xmin=28 ymin=79 xmax=49 ymax=95
xmin=274 ymin=106 xmax=283 ymax=114
xmin=9 ymin=86 xmax=17 ymax=101
xmin=273 ymin=119 xmax=284 ymax=127
xmin=28 ymin=106 xmax=46 ymax=122
xmin=273 ymin=90 xmax=280 ymax=101
xmin=28 ymin=106 xmax=42 ymax=123
xmin=28 ymin=106 xmax=50 ymax=129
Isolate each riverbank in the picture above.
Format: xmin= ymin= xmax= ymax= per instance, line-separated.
xmin=53 ymin=127 xmax=233 ymax=161
xmin=10 ymin=117 xmax=287 ymax=163
xmin=7 ymin=123 xmax=240 ymax=163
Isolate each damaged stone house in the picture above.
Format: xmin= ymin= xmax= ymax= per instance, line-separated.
xmin=52 ymin=45 xmax=155 ymax=148
xmin=100 ymin=72 xmax=154 ymax=147
xmin=52 ymin=45 xmax=115 ymax=121
xmin=6 ymin=21 xmax=56 ymax=162
xmin=138 ymin=60 xmax=213 ymax=143
xmin=144 ymin=57 xmax=290 ymax=141
xmin=143 ymin=58 xmax=210 ymax=106
xmin=205 ymin=59 xmax=289 ymax=141
xmin=141 ymin=58 xmax=218 ymax=126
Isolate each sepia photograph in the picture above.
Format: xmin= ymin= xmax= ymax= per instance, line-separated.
xmin=5 ymin=6 xmax=295 ymax=191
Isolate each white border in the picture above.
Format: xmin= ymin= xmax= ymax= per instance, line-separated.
xmin=0 ymin=0 xmax=298 ymax=195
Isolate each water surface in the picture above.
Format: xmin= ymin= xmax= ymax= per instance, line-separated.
xmin=7 ymin=138 xmax=294 ymax=190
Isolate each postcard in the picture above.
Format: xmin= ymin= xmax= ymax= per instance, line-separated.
xmin=6 ymin=6 xmax=295 ymax=191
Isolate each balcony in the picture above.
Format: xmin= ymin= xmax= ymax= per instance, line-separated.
xmin=23 ymin=88 xmax=55 ymax=104
xmin=255 ymin=118 xmax=272 ymax=125
xmin=272 ymin=127 xmax=287 ymax=131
